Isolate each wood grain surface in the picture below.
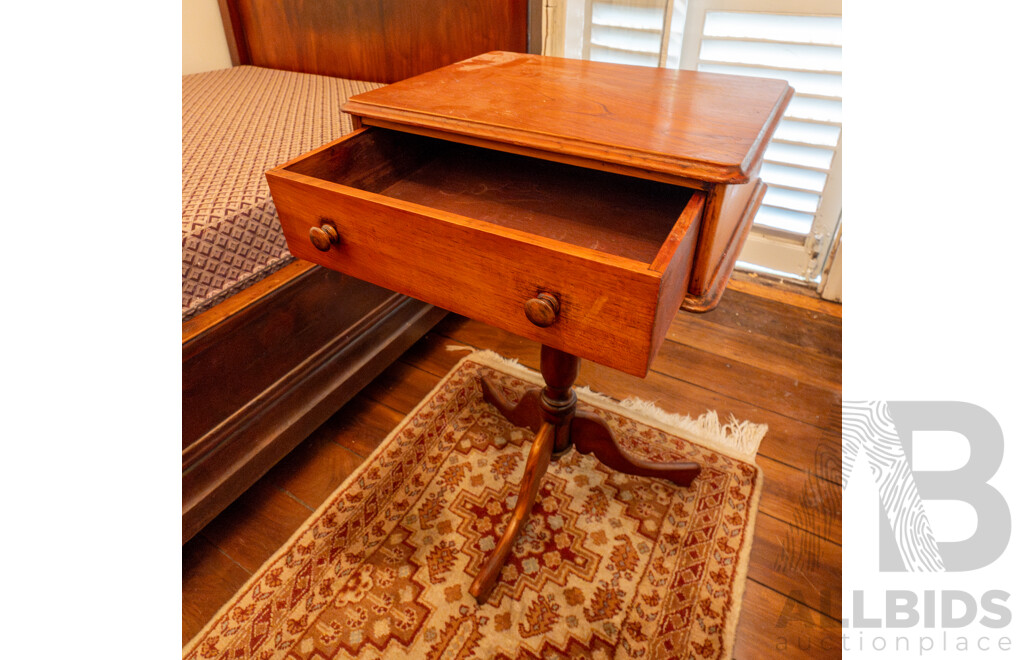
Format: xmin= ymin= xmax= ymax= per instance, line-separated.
xmin=337 ymin=52 xmax=791 ymax=311
xmin=344 ymin=51 xmax=793 ymax=183
xmin=220 ymin=0 xmax=529 ymax=83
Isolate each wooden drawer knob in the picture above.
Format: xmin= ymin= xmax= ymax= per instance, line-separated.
xmin=309 ymin=222 xmax=340 ymax=251
xmin=524 ymin=293 xmax=560 ymax=327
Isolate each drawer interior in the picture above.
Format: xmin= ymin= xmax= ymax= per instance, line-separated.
xmin=286 ymin=128 xmax=696 ymax=265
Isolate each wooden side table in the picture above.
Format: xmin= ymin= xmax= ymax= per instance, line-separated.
xmin=266 ymin=52 xmax=792 ymax=602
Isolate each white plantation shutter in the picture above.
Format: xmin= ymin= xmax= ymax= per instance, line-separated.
xmin=583 ymin=1 xmax=674 ymax=67
xmin=681 ymin=0 xmax=841 ymax=280
xmin=549 ymin=0 xmax=842 ymax=285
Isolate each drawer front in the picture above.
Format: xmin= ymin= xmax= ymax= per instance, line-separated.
xmin=267 ymin=172 xmax=667 ymax=376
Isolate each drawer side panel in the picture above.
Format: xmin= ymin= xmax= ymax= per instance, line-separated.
xmin=650 ymin=193 xmax=705 ymax=366
xmin=687 ymin=177 xmax=763 ymax=308
xmin=685 ymin=179 xmax=767 ymax=312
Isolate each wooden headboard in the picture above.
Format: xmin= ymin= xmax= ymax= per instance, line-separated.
xmin=217 ymin=0 xmax=539 ymax=84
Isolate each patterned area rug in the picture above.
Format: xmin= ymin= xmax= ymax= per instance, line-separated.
xmin=183 ymin=351 xmax=767 ymax=659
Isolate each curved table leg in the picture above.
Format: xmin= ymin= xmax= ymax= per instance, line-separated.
xmin=469 ymin=422 xmax=554 ymax=604
xmin=572 ymin=411 xmax=701 ymax=487
xmin=481 ymin=378 xmax=543 ymax=433
xmin=472 ymin=345 xmax=701 ymax=603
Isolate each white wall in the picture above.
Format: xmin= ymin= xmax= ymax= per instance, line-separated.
xmin=183 ymin=0 xmax=232 ymax=74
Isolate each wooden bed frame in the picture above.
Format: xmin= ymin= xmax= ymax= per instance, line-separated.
xmin=183 ymin=0 xmax=539 ymax=542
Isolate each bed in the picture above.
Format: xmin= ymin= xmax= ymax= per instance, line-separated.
xmin=183 ymin=0 xmax=535 ymax=542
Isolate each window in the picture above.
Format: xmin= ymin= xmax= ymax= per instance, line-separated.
xmin=546 ymin=0 xmax=842 ymax=286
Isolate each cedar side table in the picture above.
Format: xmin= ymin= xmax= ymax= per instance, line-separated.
xmin=266 ymin=52 xmax=792 ymax=602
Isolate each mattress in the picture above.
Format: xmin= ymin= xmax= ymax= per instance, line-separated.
xmin=182 ymin=66 xmax=383 ymax=320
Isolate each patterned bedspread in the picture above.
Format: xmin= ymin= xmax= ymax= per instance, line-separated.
xmin=182 ymin=66 xmax=382 ymax=319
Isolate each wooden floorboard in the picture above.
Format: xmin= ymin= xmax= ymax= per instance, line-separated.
xmin=182 ymin=285 xmax=842 ymax=657
xmin=703 ymin=288 xmax=842 ymax=360
xmin=182 ymin=535 xmax=250 ymax=646
xmin=667 ymin=312 xmax=841 ymax=391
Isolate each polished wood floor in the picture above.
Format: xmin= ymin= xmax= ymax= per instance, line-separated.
xmin=182 ymin=282 xmax=842 ymax=658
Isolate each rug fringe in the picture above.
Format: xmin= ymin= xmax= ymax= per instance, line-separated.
xmin=458 ymin=348 xmax=767 ymax=461
xmin=618 ymin=400 xmax=766 ymax=460
xmin=446 ymin=345 xmax=525 ymax=370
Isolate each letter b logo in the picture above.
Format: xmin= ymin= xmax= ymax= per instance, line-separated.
xmin=843 ymin=401 xmax=1010 ymax=572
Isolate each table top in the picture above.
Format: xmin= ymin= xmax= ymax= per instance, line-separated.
xmin=343 ymin=51 xmax=793 ymax=184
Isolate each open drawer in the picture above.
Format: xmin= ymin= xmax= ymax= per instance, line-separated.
xmin=266 ymin=127 xmax=705 ymax=377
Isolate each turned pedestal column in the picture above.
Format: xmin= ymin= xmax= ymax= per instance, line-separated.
xmin=469 ymin=344 xmax=701 ymax=603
